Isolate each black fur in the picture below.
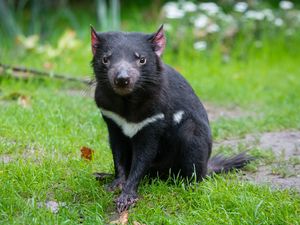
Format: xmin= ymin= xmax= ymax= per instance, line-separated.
xmin=208 ymin=152 xmax=254 ymax=174
xmin=91 ymin=26 xmax=252 ymax=212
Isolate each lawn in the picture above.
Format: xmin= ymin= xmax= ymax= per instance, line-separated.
xmin=0 ymin=1 xmax=300 ymax=224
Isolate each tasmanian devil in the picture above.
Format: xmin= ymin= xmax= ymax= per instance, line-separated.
xmin=91 ymin=25 xmax=252 ymax=213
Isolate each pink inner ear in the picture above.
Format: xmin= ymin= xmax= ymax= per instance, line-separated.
xmin=153 ymin=27 xmax=166 ymax=57
xmin=91 ymin=28 xmax=98 ymax=55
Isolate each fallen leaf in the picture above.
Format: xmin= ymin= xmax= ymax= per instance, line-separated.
xmin=110 ymin=210 xmax=129 ymax=225
xmin=18 ymin=95 xmax=31 ymax=108
xmin=80 ymin=146 xmax=94 ymax=161
xmin=133 ymin=221 xmax=146 ymax=225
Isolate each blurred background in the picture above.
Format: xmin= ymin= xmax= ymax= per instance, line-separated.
xmin=1 ymin=0 xmax=299 ymax=77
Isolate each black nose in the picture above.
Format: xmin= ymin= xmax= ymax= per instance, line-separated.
xmin=114 ymin=71 xmax=130 ymax=87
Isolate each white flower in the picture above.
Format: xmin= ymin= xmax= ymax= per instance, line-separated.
xmin=206 ymin=23 xmax=220 ymax=33
xmin=193 ymin=41 xmax=207 ymax=51
xmin=234 ymin=2 xmax=248 ymax=13
xmin=245 ymin=10 xmax=265 ymax=20
xmin=262 ymin=9 xmax=274 ymax=21
xmin=163 ymin=23 xmax=173 ymax=31
xmin=218 ymin=13 xmax=235 ymax=24
xmin=194 ymin=15 xmax=209 ymax=28
xmin=162 ymin=2 xmax=185 ymax=19
xmin=279 ymin=1 xmax=294 ymax=10
xmin=199 ymin=2 xmax=220 ymax=15
xmin=274 ymin=18 xmax=284 ymax=26
xmin=182 ymin=1 xmax=197 ymax=12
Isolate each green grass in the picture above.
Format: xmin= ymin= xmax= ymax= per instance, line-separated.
xmin=1 ymin=6 xmax=300 ymax=224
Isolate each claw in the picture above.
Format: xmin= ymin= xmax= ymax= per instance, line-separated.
xmin=116 ymin=193 xmax=138 ymax=213
xmin=106 ymin=178 xmax=125 ymax=192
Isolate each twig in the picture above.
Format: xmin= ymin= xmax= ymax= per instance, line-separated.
xmin=0 ymin=63 xmax=93 ymax=85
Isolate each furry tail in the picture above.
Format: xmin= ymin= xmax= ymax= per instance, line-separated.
xmin=208 ymin=151 xmax=254 ymax=174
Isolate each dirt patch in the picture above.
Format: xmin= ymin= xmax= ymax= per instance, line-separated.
xmin=0 ymin=147 xmax=46 ymax=164
xmin=0 ymin=137 xmax=69 ymax=164
xmin=259 ymin=132 xmax=300 ymax=159
xmin=246 ymin=164 xmax=300 ymax=191
xmin=203 ymin=102 xmax=248 ymax=121
xmin=215 ymin=131 xmax=300 ymax=192
xmin=0 ymin=155 xmax=13 ymax=164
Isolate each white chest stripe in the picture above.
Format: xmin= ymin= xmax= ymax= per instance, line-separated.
xmin=100 ymin=108 xmax=165 ymax=138
xmin=173 ymin=110 xmax=185 ymax=124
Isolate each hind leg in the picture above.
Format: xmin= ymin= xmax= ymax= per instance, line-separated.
xmin=177 ymin=119 xmax=212 ymax=180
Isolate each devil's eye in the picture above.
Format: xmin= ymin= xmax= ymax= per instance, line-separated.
xmin=102 ymin=56 xmax=109 ymax=64
xmin=139 ymin=57 xmax=146 ymax=65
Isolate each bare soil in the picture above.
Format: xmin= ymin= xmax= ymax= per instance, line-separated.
xmin=203 ymin=102 xmax=247 ymax=121
xmin=215 ymin=131 xmax=300 ymax=192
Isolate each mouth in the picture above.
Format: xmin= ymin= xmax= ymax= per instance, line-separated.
xmin=113 ymin=86 xmax=134 ymax=96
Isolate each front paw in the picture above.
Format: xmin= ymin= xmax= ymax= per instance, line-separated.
xmin=116 ymin=192 xmax=138 ymax=213
xmin=106 ymin=178 xmax=126 ymax=192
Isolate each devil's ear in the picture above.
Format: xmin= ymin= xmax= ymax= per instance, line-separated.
xmin=149 ymin=25 xmax=166 ymax=57
xmin=91 ymin=25 xmax=99 ymax=55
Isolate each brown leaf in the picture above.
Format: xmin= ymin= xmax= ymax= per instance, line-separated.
xmin=110 ymin=210 xmax=129 ymax=225
xmin=80 ymin=146 xmax=94 ymax=161
xmin=18 ymin=95 xmax=31 ymax=108
xmin=133 ymin=221 xmax=146 ymax=225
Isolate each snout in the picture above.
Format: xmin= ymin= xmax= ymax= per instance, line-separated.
xmin=107 ymin=61 xmax=140 ymax=96
xmin=111 ymin=69 xmax=136 ymax=95
xmin=114 ymin=70 xmax=130 ymax=88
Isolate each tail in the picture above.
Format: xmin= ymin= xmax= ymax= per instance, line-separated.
xmin=208 ymin=151 xmax=254 ymax=175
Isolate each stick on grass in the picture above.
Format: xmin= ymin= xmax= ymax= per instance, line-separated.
xmin=0 ymin=63 xmax=93 ymax=85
